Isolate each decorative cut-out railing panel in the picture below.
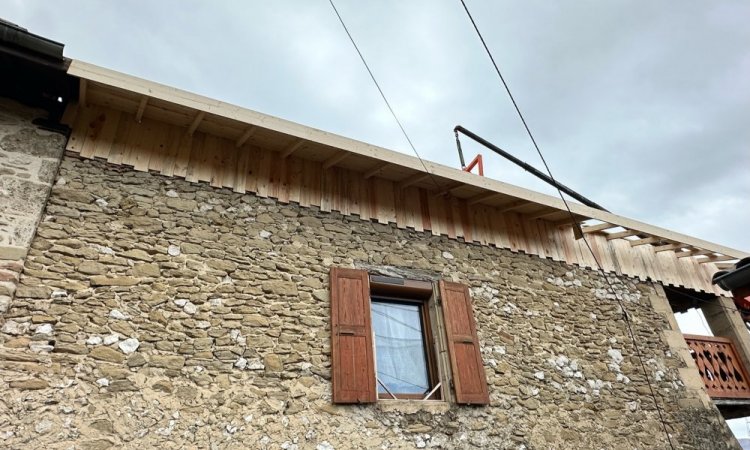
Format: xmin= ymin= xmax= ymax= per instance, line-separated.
xmin=684 ymin=334 xmax=750 ymax=399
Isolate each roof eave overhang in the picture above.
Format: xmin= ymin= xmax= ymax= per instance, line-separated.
xmin=66 ymin=59 xmax=749 ymax=262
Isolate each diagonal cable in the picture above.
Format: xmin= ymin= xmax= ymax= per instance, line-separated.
xmin=328 ymin=0 xmax=443 ymax=192
xmin=458 ymin=1 xmax=676 ymax=448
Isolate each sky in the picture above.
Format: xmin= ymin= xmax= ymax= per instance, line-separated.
xmin=5 ymin=0 xmax=748 ymax=253
xmin=4 ymin=0 xmax=750 ymax=438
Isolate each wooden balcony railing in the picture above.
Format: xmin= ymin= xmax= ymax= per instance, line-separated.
xmin=684 ymin=334 xmax=750 ymax=399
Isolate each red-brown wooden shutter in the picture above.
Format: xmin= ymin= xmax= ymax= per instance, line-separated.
xmin=330 ymin=267 xmax=377 ymax=403
xmin=439 ymin=280 xmax=490 ymax=405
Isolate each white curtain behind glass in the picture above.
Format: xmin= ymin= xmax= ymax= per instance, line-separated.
xmin=371 ymin=300 xmax=429 ymax=394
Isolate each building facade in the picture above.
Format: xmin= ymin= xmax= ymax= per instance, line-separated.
xmin=1 ymin=24 xmax=749 ymax=449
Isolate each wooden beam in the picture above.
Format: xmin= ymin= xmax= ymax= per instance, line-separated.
xmin=629 ymin=236 xmax=660 ymax=247
xmin=135 ymin=95 xmax=149 ymax=123
xmin=606 ymin=230 xmax=639 ymax=240
xmin=433 ymin=182 xmax=464 ymax=198
xmin=553 ymin=216 xmax=583 ymax=227
xmin=497 ymin=200 xmax=530 ymax=213
xmin=675 ymin=249 xmax=713 ymax=258
xmin=714 ymin=262 xmax=736 ymax=270
xmin=235 ymin=126 xmax=257 ymax=148
xmin=281 ymin=139 xmax=305 ymax=158
xmin=698 ymin=255 xmax=736 ymax=264
xmin=79 ymin=78 xmax=88 ymax=106
xmin=364 ymin=162 xmax=390 ymax=179
xmin=582 ymin=222 xmax=616 ymax=233
xmin=398 ymin=173 xmax=431 ymax=190
xmin=654 ymin=243 xmax=683 ymax=253
xmin=322 ymin=151 xmax=348 ymax=170
xmin=467 ymin=191 xmax=503 ymax=206
xmin=187 ymin=111 xmax=205 ymax=135
xmin=526 ymin=208 xmax=560 ymax=220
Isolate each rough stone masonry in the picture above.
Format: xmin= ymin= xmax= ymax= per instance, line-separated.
xmin=0 ymin=99 xmax=65 ymax=315
xmin=0 ymin=102 xmax=740 ymax=449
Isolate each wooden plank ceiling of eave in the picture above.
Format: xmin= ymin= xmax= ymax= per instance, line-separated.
xmin=74 ymin=69 xmax=748 ymax=278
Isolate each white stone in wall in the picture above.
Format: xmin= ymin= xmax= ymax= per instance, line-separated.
xmin=246 ymin=359 xmax=265 ymax=370
xmin=1 ymin=320 xmax=28 ymax=335
xmin=607 ymin=348 xmax=624 ymax=365
xmin=118 ymin=338 xmax=140 ymax=354
xmin=92 ymin=244 xmax=115 ymax=255
xmin=103 ymin=334 xmax=120 ymax=345
xmin=86 ymin=336 xmax=102 ymax=345
xmin=109 ymin=309 xmax=129 ymax=320
xmin=34 ymin=419 xmax=52 ymax=434
xmin=168 ymin=245 xmax=181 ymax=256
xmin=35 ymin=323 xmax=53 ymax=335
xmin=29 ymin=342 xmax=53 ymax=353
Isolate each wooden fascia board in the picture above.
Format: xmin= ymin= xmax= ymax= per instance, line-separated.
xmin=68 ymin=59 xmax=749 ymax=260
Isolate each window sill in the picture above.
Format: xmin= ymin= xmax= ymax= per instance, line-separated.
xmin=377 ymin=399 xmax=451 ymax=414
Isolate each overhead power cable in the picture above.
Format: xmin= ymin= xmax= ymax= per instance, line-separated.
xmin=327 ymin=0 xmax=443 ymax=193
xmin=457 ymin=1 xmax=676 ymax=448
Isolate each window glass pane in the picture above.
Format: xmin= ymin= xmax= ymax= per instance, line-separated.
xmin=371 ymin=299 xmax=430 ymax=395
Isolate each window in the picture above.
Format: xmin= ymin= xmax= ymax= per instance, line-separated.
xmin=329 ymin=267 xmax=489 ymax=405
xmin=372 ymin=300 xmax=432 ymax=398
xmin=370 ymin=276 xmax=440 ymax=400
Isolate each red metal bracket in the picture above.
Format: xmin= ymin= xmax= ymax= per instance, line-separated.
xmin=463 ymin=154 xmax=484 ymax=176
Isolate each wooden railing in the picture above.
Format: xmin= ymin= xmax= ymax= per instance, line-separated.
xmin=684 ymin=334 xmax=750 ymax=399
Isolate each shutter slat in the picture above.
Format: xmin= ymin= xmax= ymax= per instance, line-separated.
xmin=439 ymin=280 xmax=489 ymax=405
xmin=330 ymin=267 xmax=377 ymax=403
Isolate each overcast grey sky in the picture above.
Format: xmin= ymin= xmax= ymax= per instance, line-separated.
xmin=5 ymin=1 xmax=749 ymax=251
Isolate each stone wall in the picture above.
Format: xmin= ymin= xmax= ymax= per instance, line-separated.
xmin=0 ymin=98 xmax=66 ymax=314
xmin=0 ymin=156 xmax=739 ymax=449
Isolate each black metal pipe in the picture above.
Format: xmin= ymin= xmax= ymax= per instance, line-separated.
xmin=454 ymin=125 xmax=608 ymax=212
xmin=454 ymin=129 xmax=466 ymax=169
xmin=713 ymin=258 xmax=750 ymax=291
